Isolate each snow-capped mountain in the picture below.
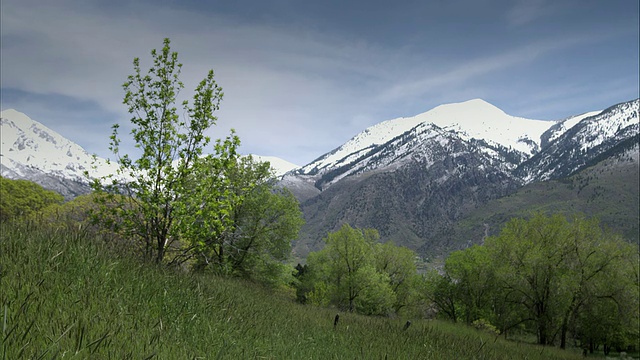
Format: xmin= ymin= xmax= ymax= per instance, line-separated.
xmin=1 ymin=109 xmax=122 ymax=199
xmin=299 ymin=99 xmax=555 ymax=178
xmin=287 ymin=98 xmax=639 ymax=258
xmin=290 ymin=98 xmax=638 ymax=193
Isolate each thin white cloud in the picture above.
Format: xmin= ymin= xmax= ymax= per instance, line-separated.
xmin=376 ymin=33 xmax=610 ymax=105
xmin=506 ymin=0 xmax=555 ymax=26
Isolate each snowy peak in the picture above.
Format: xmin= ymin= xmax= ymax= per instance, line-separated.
xmin=420 ymin=99 xmax=552 ymax=154
xmin=2 ymin=109 xmax=69 ymax=155
xmin=517 ymin=98 xmax=639 ymax=182
xmin=426 ymin=98 xmax=507 ymax=123
xmin=0 ymin=109 xmax=119 ymax=182
xmin=300 ymin=99 xmax=552 ymax=175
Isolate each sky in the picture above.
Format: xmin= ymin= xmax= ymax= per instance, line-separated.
xmin=1 ymin=0 xmax=638 ymax=166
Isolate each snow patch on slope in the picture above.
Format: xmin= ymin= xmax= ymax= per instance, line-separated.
xmin=420 ymin=99 xmax=551 ymax=154
xmin=576 ymin=102 xmax=638 ymax=152
xmin=548 ymin=110 xmax=602 ymax=143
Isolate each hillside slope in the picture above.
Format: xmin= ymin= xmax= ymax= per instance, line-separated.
xmin=449 ymin=146 xmax=640 ymax=256
xmin=293 ymin=123 xmax=524 ymax=258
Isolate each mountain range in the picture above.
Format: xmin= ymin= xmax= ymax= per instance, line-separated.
xmin=1 ymin=98 xmax=638 ymax=259
xmin=281 ymin=98 xmax=639 ymax=259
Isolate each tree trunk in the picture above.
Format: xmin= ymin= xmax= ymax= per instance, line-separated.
xmin=156 ymin=236 xmax=165 ymax=264
xmin=538 ymin=319 xmax=548 ymax=345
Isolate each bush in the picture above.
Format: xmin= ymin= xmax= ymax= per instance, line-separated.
xmin=0 ymin=176 xmax=63 ymax=221
xmin=473 ymin=318 xmax=500 ymax=336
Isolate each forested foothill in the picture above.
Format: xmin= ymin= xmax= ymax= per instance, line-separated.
xmin=1 ymin=39 xmax=637 ymax=358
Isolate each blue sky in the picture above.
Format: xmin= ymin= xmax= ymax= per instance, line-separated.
xmin=1 ymin=0 xmax=638 ymax=166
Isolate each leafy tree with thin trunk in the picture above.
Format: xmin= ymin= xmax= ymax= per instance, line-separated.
xmin=319 ymin=224 xmax=380 ymax=312
xmin=90 ymin=38 xmax=228 ymax=264
xmin=374 ymin=241 xmax=421 ymax=313
xmin=444 ymin=245 xmax=496 ymax=325
xmin=183 ymin=155 xmax=304 ymax=285
xmin=488 ymin=214 xmax=573 ymax=345
xmin=424 ymin=269 xmax=461 ymax=322
xmin=488 ymin=214 xmax=638 ymax=347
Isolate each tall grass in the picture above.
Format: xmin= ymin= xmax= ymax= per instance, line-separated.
xmin=1 ymin=221 xmax=589 ymax=359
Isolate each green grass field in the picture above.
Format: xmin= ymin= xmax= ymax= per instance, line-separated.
xmin=0 ymin=221 xmax=599 ymax=359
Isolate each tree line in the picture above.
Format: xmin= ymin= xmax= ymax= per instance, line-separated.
xmin=0 ymin=176 xmax=63 ymax=221
xmin=424 ymin=214 xmax=638 ymax=354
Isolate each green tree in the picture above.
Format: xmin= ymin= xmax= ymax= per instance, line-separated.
xmin=571 ymin=236 xmax=639 ymax=353
xmin=314 ymin=224 xmax=379 ymax=312
xmin=552 ymin=216 xmax=637 ymax=349
xmin=487 ymin=214 xmax=573 ymax=345
xmin=352 ymin=264 xmax=396 ymax=315
xmin=184 ymin=155 xmax=304 ymax=285
xmin=0 ymin=177 xmax=63 ymax=221
xmin=172 ymin=134 xmax=242 ymax=267
xmin=486 ymin=213 xmax=638 ymax=347
xmin=90 ymin=38 xmax=229 ymax=264
xmin=424 ymin=269 xmax=461 ymax=322
xmin=428 ymin=213 xmax=638 ymax=349
xmin=374 ymin=241 xmax=421 ymax=313
xmin=303 ymin=225 xmax=423 ymax=315
xmin=444 ymin=245 xmax=496 ymax=325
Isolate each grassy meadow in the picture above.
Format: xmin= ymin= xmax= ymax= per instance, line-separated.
xmin=0 ymin=221 xmax=601 ymax=359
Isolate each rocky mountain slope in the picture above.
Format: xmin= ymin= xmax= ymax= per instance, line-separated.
xmin=451 ymin=144 xmax=639 ymax=255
